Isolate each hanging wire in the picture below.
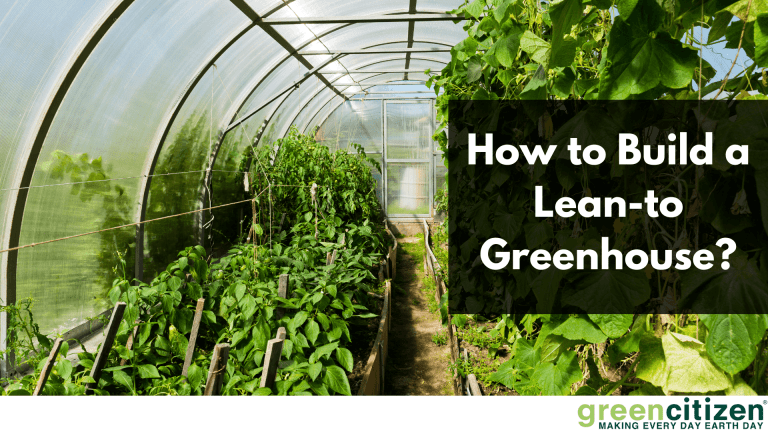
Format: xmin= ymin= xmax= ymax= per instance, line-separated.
xmin=0 ymin=184 xmax=319 ymax=255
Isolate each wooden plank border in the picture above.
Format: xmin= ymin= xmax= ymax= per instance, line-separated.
xmin=357 ymin=280 xmax=391 ymax=395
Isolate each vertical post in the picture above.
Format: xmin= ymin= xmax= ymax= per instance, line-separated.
xmin=326 ymin=249 xmax=337 ymax=265
xmin=32 ymin=338 xmax=63 ymax=396
xmin=135 ymin=225 xmax=144 ymax=283
xmin=182 ymin=298 xmax=206 ymax=377
xmin=467 ymin=374 xmax=482 ymax=396
xmin=119 ymin=320 xmax=141 ymax=367
xmin=275 ymin=274 xmax=289 ymax=319
xmin=260 ymin=326 xmax=286 ymax=389
xmin=85 ymin=302 xmax=126 ymax=395
xmin=204 ymin=343 xmax=230 ymax=396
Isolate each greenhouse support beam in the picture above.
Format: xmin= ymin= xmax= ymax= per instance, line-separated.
xmin=259 ymin=13 xmax=464 ymax=25
xmin=352 ymin=91 xmax=436 ymax=94
xmin=304 ymin=57 xmax=448 ymax=131
xmin=336 ymin=80 xmax=428 ymax=86
xmin=319 ymin=69 xmax=431 ymax=74
xmin=229 ymin=0 xmax=347 ymax=101
xmin=299 ymin=47 xmax=451 ymax=55
xmin=225 ymin=55 xmax=343 ymax=134
xmin=0 ymin=0 xmax=137 ymax=380
xmin=134 ymin=0 xmax=296 ymax=282
xmin=404 ymin=0 xmax=418 ymax=80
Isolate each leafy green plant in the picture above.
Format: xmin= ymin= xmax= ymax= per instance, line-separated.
xmin=430 ymin=0 xmax=768 ymax=396
xmin=2 ymin=129 xmax=388 ymax=396
xmin=433 ymin=331 xmax=448 ymax=346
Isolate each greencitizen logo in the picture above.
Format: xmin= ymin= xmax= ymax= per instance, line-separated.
xmin=578 ymin=398 xmax=765 ymax=430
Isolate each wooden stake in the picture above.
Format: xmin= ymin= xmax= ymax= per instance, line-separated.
xmin=32 ymin=338 xmax=63 ymax=396
xmin=467 ymin=374 xmax=482 ymax=396
xmin=260 ymin=327 xmax=286 ymax=389
xmin=326 ymin=249 xmax=337 ymax=265
xmin=204 ymin=343 xmax=230 ymax=395
xmin=182 ymin=298 xmax=206 ymax=377
xmin=85 ymin=302 xmax=126 ymax=395
xmin=120 ymin=320 xmax=141 ymax=367
xmin=275 ymin=274 xmax=290 ymax=319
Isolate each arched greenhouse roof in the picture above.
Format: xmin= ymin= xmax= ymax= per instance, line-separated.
xmin=0 ymin=0 xmax=462 ymax=343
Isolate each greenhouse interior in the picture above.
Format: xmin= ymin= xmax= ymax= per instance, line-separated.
xmin=2 ymin=0 xmax=768 ymax=399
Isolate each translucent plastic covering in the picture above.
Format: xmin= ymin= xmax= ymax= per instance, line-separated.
xmin=316 ymin=101 xmax=383 ymax=153
xmin=209 ymin=98 xmax=285 ymax=248
xmin=0 ymin=0 xmax=119 ymax=317
xmin=235 ymin=60 xmax=307 ymax=121
xmin=15 ymin=0 xmax=248 ymax=332
xmin=0 ymin=0 xmax=464 ymax=349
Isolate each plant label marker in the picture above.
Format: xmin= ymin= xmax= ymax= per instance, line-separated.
xmin=85 ymin=302 xmax=126 ymax=395
xmin=32 ymin=338 xmax=63 ymax=396
xmin=275 ymin=274 xmax=290 ymax=319
xmin=204 ymin=343 xmax=230 ymax=396
xmin=260 ymin=327 xmax=286 ymax=389
xmin=182 ymin=298 xmax=205 ymax=377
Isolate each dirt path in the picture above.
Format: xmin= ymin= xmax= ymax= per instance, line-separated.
xmin=385 ymin=236 xmax=451 ymax=395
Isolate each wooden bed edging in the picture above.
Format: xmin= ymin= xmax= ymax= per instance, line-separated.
xmin=384 ymin=220 xmax=397 ymax=280
xmin=357 ymin=280 xmax=392 ymax=395
xmin=357 ymin=220 xmax=397 ymax=395
xmin=422 ymin=219 xmax=464 ymax=396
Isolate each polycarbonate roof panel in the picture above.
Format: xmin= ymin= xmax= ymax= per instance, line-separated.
xmin=321 ymin=22 xmax=411 ymax=51
xmin=16 ymin=0 xmax=248 ymax=332
xmin=152 ymin=26 xmax=286 ymax=177
xmin=267 ymin=0 xmax=410 ymax=18
xmin=338 ymin=53 xmax=451 ymax=72
xmin=315 ymin=99 xmax=384 ymax=153
xmin=0 ymin=0 xmax=117 ymax=261
xmin=283 ymin=86 xmax=339 ymax=136
xmin=414 ymin=20 xmax=467 ymax=44
xmin=234 ymin=59 xmax=307 ymax=120
xmin=298 ymin=91 xmax=344 ymax=134
xmin=419 ymin=0 xmax=461 ymax=12
xmin=268 ymin=79 xmax=331 ymax=140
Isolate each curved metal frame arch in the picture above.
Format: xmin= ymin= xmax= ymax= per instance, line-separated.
xmin=278 ymin=74 xmax=435 ymax=141
xmin=194 ymin=16 xmax=458 ymax=242
xmin=236 ymin=54 xmax=448 ymax=147
xmin=133 ymin=1 xmax=293 ymax=280
xmin=302 ymin=56 xmax=448 ymax=135
xmin=0 ymin=0 xmax=136 ymax=378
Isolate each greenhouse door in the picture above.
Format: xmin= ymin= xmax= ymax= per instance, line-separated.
xmin=384 ymin=100 xmax=434 ymax=217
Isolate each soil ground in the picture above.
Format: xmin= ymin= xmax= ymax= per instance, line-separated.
xmin=384 ymin=236 xmax=452 ymax=395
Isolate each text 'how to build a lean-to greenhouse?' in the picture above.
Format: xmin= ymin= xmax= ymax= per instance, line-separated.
xmin=447 ymin=100 xmax=768 ymax=314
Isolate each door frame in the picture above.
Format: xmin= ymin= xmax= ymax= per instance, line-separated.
xmin=382 ymin=99 xmax=435 ymax=218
